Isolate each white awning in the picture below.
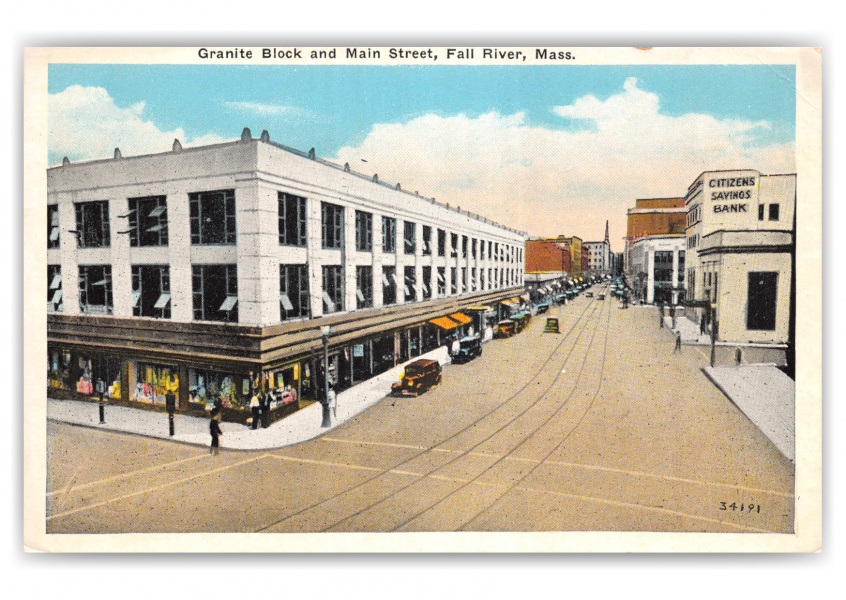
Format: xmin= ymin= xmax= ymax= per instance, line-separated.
xmin=356 ymin=289 xmax=365 ymax=302
xmin=145 ymin=224 xmax=164 ymax=233
xmin=280 ymin=293 xmax=294 ymax=311
xmin=219 ymin=295 xmax=238 ymax=311
xmin=132 ymin=291 xmax=141 ymax=307
xmin=382 ymin=274 xmax=390 ymax=286
xmin=49 ymin=227 xmax=60 ymax=242
xmin=147 ymin=205 xmax=166 ymax=218
xmin=51 ymin=289 xmax=63 ymax=304
xmin=153 ymin=293 xmax=171 ymax=309
xmin=49 ymin=273 xmax=62 ymax=289
xmin=322 ymin=292 xmax=335 ymax=313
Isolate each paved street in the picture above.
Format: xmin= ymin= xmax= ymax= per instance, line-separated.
xmin=46 ymin=287 xmax=794 ymax=534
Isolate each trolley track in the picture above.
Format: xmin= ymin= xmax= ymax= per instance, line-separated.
xmin=357 ymin=294 xmax=611 ymax=532
xmin=254 ymin=297 xmax=603 ymax=533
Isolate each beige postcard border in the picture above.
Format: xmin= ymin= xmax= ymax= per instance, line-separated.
xmin=23 ymin=46 xmax=822 ymax=553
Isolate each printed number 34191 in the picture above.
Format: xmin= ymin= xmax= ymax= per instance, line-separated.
xmin=719 ymin=502 xmax=761 ymax=513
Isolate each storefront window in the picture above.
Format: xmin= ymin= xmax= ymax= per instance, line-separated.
xmin=132 ymin=362 xmax=179 ymax=405
xmin=188 ymin=368 xmax=249 ymax=410
xmin=372 ymin=335 xmax=395 ymax=375
xmin=47 ymin=350 xmax=73 ymax=391
xmin=265 ymin=364 xmax=301 ymax=409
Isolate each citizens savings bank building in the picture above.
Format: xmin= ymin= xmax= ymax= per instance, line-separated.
xmin=683 ymin=169 xmax=796 ymax=348
xmin=46 ymin=129 xmax=528 ymax=423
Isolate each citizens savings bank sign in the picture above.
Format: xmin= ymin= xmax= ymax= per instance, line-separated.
xmin=708 ymin=171 xmax=759 ymax=216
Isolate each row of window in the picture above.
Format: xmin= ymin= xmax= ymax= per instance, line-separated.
xmin=48 ymin=191 xmax=524 ymax=266
xmin=49 ymin=262 xmax=524 ymax=323
xmin=652 ymin=250 xmax=685 ymax=284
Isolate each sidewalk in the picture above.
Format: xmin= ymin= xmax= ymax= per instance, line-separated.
xmin=48 ymin=345 xmax=452 ymax=451
xmin=702 ymin=364 xmax=795 ymax=462
xmin=663 ymin=314 xmax=789 ymax=350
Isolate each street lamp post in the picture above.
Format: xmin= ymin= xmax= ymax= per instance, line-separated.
xmin=321 ymin=325 xmax=331 ymax=428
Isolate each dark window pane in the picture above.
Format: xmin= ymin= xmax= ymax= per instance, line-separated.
xmin=75 ymin=201 xmax=110 ymax=248
xmin=189 ymin=190 xmax=236 ymax=245
xmin=192 ymin=264 xmax=238 ymax=322
xmin=747 ymin=272 xmax=778 ymax=330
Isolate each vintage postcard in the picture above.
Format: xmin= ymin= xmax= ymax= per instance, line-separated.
xmin=23 ymin=46 xmax=821 ymax=552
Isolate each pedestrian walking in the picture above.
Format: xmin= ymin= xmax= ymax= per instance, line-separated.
xmin=659 ymin=302 xmax=665 ymax=328
xmin=249 ymin=393 xmax=261 ymax=430
xmin=674 ymin=331 xmax=682 ymax=353
xmin=209 ymin=412 xmax=222 ymax=455
xmin=670 ymin=304 xmax=677 ymax=329
xmin=328 ymin=385 xmax=337 ymax=418
xmin=262 ymin=390 xmax=271 ymax=428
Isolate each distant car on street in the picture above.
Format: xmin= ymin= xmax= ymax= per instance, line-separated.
xmin=391 ymin=359 xmax=442 ymax=397
xmin=585 ymin=292 xmax=594 ymax=298
xmin=597 ymin=294 xmax=606 ymax=300
xmin=544 ymin=317 xmax=560 ymax=333
xmin=494 ymin=320 xmax=516 ymax=338
xmin=535 ymin=302 xmax=550 ymax=314
xmin=453 ymin=336 xmax=482 ymax=363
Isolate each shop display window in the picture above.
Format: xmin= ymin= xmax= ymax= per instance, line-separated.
xmin=422 ymin=325 xmax=439 ymax=353
xmin=48 ymin=350 xmax=73 ymax=390
xmin=266 ymin=365 xmax=300 ymax=408
xmin=188 ymin=368 xmax=249 ymax=410
xmin=132 ymin=362 xmax=178 ymax=405
xmin=67 ymin=355 xmax=123 ymax=398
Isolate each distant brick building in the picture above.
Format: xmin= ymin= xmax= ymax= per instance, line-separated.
xmin=525 ymin=239 xmax=571 ymax=274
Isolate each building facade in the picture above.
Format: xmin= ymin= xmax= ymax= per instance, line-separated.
xmin=627 ymin=235 xmax=686 ymax=305
xmin=47 ymin=131 xmax=527 ymax=421
xmin=684 ymin=169 xmax=796 ymax=344
xmin=584 ymin=221 xmax=612 ymax=277
xmin=523 ymin=238 xmax=572 ymax=301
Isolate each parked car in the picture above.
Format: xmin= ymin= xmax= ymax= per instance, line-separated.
xmin=453 ymin=336 xmax=482 ymax=363
xmin=585 ymin=292 xmax=594 ymax=298
xmin=536 ymin=302 xmax=550 ymax=314
xmin=494 ymin=320 xmax=516 ymax=338
xmin=544 ymin=317 xmax=560 ymax=333
xmin=391 ymin=359 xmax=442 ymax=397
xmin=597 ymin=294 xmax=606 ymax=300
xmin=511 ymin=312 xmax=530 ymax=333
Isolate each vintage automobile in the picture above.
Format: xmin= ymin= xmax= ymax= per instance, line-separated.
xmin=535 ymin=302 xmax=550 ymax=314
xmin=597 ymin=294 xmax=606 ymax=300
xmin=453 ymin=336 xmax=482 ymax=363
xmin=511 ymin=312 xmax=528 ymax=333
xmin=391 ymin=359 xmax=442 ymax=397
xmin=544 ymin=317 xmax=561 ymax=333
xmin=585 ymin=291 xmax=594 ymax=298
xmin=494 ymin=320 xmax=516 ymax=338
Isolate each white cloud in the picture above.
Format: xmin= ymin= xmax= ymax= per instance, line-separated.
xmin=48 ymin=85 xmax=226 ymax=164
xmin=223 ymin=100 xmax=303 ymax=116
xmin=334 ymin=78 xmax=794 ymax=247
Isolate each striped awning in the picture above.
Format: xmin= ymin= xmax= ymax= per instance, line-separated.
xmin=449 ymin=312 xmax=472 ymax=325
xmin=429 ymin=316 xmax=459 ymax=331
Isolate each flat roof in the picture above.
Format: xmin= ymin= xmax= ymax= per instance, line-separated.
xmin=49 ymin=132 xmax=528 ymax=237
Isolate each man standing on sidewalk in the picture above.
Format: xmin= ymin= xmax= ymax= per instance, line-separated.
xmin=209 ymin=411 xmax=222 ymax=455
xmin=659 ymin=302 xmax=665 ymax=328
xmin=674 ymin=330 xmax=683 ymax=353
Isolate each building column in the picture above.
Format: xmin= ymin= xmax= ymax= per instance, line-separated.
xmin=646 ymin=250 xmax=655 ymax=304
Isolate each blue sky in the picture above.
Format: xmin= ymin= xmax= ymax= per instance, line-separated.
xmin=48 ymin=63 xmax=796 ymax=246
